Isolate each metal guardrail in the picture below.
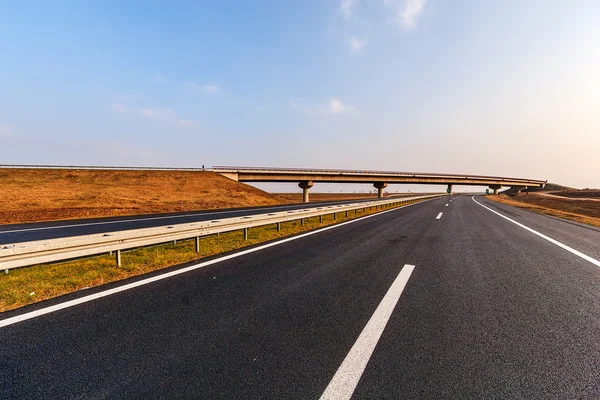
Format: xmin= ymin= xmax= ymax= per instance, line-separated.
xmin=0 ymin=195 xmax=444 ymax=271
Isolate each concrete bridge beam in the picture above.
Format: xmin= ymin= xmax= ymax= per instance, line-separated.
xmin=298 ymin=180 xmax=314 ymax=203
xmin=489 ymin=185 xmax=502 ymax=195
xmin=373 ymin=182 xmax=388 ymax=198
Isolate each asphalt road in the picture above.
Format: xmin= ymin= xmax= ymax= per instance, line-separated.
xmin=2 ymin=195 xmax=600 ymax=399
xmin=0 ymin=197 xmax=392 ymax=245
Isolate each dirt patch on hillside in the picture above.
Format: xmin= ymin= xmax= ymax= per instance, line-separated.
xmin=0 ymin=168 xmax=284 ymax=225
xmin=488 ymin=192 xmax=600 ymax=227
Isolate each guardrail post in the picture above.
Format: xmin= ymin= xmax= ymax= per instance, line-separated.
xmin=300 ymin=218 xmax=304 ymax=226
xmin=4 ymin=269 xmax=8 ymax=275
xmin=345 ymin=211 xmax=349 ymax=217
xmin=115 ymin=250 xmax=122 ymax=267
xmin=244 ymin=228 xmax=248 ymax=241
xmin=276 ymin=222 xmax=281 ymax=231
xmin=333 ymin=212 xmax=337 ymax=220
xmin=319 ymin=215 xmax=323 ymax=223
xmin=195 ymin=237 xmax=200 ymax=253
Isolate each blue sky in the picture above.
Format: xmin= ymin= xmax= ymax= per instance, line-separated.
xmin=1 ymin=0 xmax=599 ymax=191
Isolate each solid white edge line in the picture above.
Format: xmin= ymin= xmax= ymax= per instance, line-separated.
xmin=436 ymin=212 xmax=443 ymax=220
xmin=319 ymin=264 xmax=415 ymax=400
xmin=472 ymin=196 xmax=600 ymax=268
xmin=0 ymin=198 xmax=438 ymax=328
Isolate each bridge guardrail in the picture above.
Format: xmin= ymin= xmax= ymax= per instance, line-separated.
xmin=212 ymin=166 xmax=546 ymax=185
xmin=0 ymin=195 xmax=445 ymax=271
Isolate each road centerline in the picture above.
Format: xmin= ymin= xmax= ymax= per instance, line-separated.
xmin=472 ymin=196 xmax=600 ymax=268
xmin=319 ymin=264 xmax=415 ymax=400
xmin=436 ymin=212 xmax=443 ymax=220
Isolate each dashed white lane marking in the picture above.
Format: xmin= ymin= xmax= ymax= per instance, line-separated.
xmin=436 ymin=212 xmax=443 ymax=220
xmin=445 ymin=204 xmax=449 ymax=207
xmin=0 ymin=199 xmax=435 ymax=328
xmin=320 ymin=264 xmax=415 ymax=400
xmin=472 ymin=196 xmax=600 ymax=268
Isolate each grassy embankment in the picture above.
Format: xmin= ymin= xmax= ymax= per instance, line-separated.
xmin=487 ymin=192 xmax=600 ymax=228
xmin=0 ymin=199 xmax=422 ymax=312
xmin=0 ymin=168 xmax=283 ymax=225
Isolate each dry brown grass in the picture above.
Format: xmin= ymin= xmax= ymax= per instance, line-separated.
xmin=488 ymin=193 xmax=600 ymax=227
xmin=0 ymin=168 xmax=284 ymax=224
xmin=552 ymin=190 xmax=600 ymax=199
xmin=0 ymin=199 xmax=421 ymax=312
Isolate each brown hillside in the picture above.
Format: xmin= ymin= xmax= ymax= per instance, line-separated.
xmin=490 ymin=192 xmax=600 ymax=227
xmin=0 ymin=168 xmax=284 ymax=224
xmin=552 ymin=189 xmax=600 ymax=199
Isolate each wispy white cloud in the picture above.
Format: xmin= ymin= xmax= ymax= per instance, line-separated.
xmin=319 ymin=98 xmax=358 ymax=115
xmin=139 ymin=108 xmax=198 ymax=126
xmin=290 ymin=97 xmax=357 ymax=116
xmin=0 ymin=125 xmax=15 ymax=138
xmin=185 ymin=81 xmax=219 ymax=94
xmin=178 ymin=119 xmax=198 ymax=127
xmin=339 ymin=0 xmax=356 ymax=19
xmin=204 ymin=84 xmax=219 ymax=93
xmin=348 ymin=36 xmax=367 ymax=53
xmin=108 ymin=95 xmax=197 ymax=127
xmin=255 ymin=105 xmax=270 ymax=113
xmin=111 ymin=104 xmax=127 ymax=112
xmin=385 ymin=0 xmax=428 ymax=29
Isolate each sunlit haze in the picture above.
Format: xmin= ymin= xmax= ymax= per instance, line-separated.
xmin=1 ymin=1 xmax=598 ymax=191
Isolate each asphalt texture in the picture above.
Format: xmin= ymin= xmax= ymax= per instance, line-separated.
xmin=2 ymin=195 xmax=600 ymax=399
xmin=0 ymin=197 xmax=389 ymax=245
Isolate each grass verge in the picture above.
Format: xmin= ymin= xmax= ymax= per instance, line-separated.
xmin=0 ymin=201 xmax=421 ymax=312
xmin=486 ymin=195 xmax=600 ymax=228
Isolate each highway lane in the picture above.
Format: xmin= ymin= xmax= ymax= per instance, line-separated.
xmin=0 ymin=197 xmax=398 ymax=245
xmin=2 ymin=195 xmax=600 ymax=398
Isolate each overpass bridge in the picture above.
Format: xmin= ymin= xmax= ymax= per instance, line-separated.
xmin=213 ymin=166 xmax=547 ymax=202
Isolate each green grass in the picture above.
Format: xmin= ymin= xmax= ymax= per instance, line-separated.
xmin=0 ymin=201 xmax=419 ymax=312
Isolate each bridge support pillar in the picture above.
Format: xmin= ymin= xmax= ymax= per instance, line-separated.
xmin=447 ymin=184 xmax=453 ymax=195
xmin=298 ymin=180 xmax=314 ymax=203
xmin=374 ymin=182 xmax=388 ymax=198
xmin=489 ymin=185 xmax=501 ymax=195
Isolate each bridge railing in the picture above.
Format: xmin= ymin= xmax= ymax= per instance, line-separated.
xmin=212 ymin=166 xmax=546 ymax=185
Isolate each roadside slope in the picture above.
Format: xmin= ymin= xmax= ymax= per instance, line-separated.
xmin=487 ymin=192 xmax=600 ymax=227
xmin=1 ymin=168 xmax=283 ymax=224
